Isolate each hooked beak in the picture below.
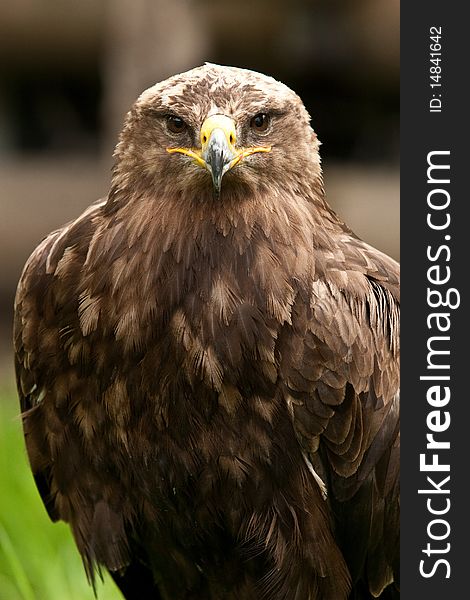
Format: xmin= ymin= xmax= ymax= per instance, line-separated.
xmin=202 ymin=123 xmax=236 ymax=194
xmin=167 ymin=114 xmax=271 ymax=195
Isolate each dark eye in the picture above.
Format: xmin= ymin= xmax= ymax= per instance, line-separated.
xmin=250 ymin=113 xmax=270 ymax=133
xmin=166 ymin=115 xmax=187 ymax=134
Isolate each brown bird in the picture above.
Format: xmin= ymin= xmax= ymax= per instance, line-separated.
xmin=14 ymin=64 xmax=399 ymax=599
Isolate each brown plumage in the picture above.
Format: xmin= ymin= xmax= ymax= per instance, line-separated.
xmin=14 ymin=64 xmax=399 ymax=599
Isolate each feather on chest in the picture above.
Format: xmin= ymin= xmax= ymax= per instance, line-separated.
xmin=38 ymin=192 xmax=398 ymax=408
xmin=74 ymin=197 xmax=317 ymax=379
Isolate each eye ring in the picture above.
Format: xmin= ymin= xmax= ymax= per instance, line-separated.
xmin=250 ymin=113 xmax=270 ymax=133
xmin=166 ymin=115 xmax=187 ymax=134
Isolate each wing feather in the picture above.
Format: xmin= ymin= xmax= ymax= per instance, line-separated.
xmin=284 ymin=237 xmax=400 ymax=597
xmin=14 ymin=202 xmax=132 ymax=583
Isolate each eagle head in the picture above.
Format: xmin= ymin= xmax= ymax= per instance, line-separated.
xmin=112 ymin=63 xmax=322 ymax=202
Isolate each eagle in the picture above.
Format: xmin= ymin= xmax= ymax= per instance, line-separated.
xmin=14 ymin=64 xmax=399 ymax=599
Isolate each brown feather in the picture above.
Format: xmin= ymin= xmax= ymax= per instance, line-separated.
xmin=14 ymin=64 xmax=399 ymax=599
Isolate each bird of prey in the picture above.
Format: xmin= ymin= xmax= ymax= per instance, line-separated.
xmin=14 ymin=64 xmax=399 ymax=599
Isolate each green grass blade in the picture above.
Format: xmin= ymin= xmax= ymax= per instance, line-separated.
xmin=0 ymin=524 xmax=36 ymax=600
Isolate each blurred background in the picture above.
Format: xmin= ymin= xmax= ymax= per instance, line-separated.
xmin=0 ymin=1 xmax=399 ymax=598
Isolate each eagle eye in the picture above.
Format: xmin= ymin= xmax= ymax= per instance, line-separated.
xmin=166 ymin=115 xmax=187 ymax=134
xmin=250 ymin=113 xmax=270 ymax=133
